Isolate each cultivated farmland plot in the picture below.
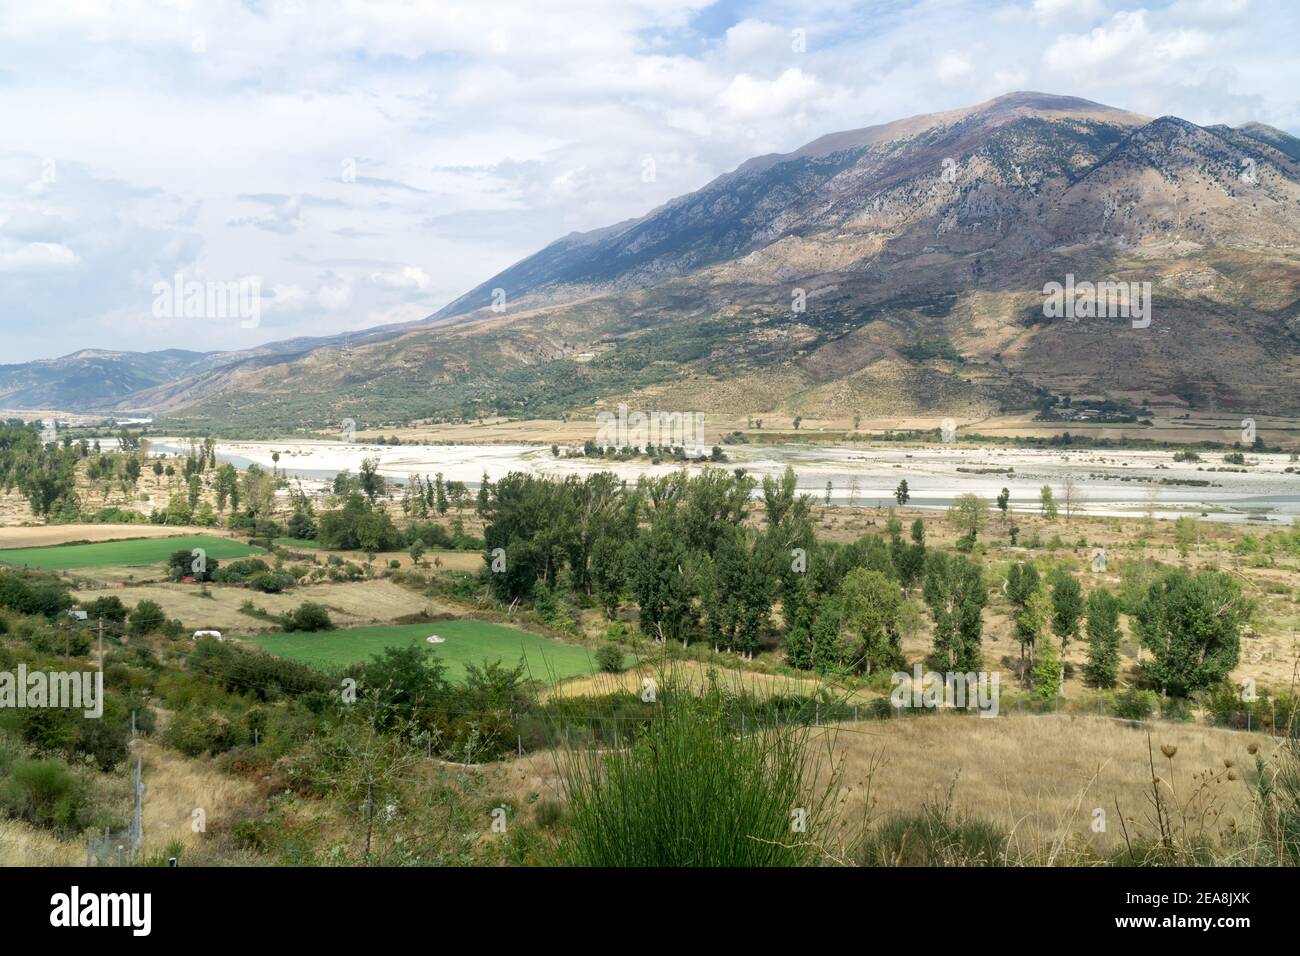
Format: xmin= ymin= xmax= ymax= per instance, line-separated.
xmin=247 ymin=619 xmax=629 ymax=683
xmin=0 ymin=534 xmax=263 ymax=570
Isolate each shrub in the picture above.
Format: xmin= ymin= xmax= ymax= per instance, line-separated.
xmin=0 ymin=759 xmax=89 ymax=834
xmin=249 ymin=571 xmax=295 ymax=594
xmin=1113 ymin=688 xmax=1158 ymax=720
xmin=556 ymin=681 xmax=833 ymax=865
xmin=595 ymin=644 xmax=624 ymax=673
xmin=0 ymin=570 xmax=72 ymax=618
xmin=858 ymin=804 xmax=1010 ymax=866
xmin=284 ymin=602 xmax=333 ymax=632
xmin=165 ymin=711 xmax=244 ymax=756
xmin=188 ymin=639 xmax=334 ymax=700
xmin=81 ymin=595 xmax=128 ymax=624
xmin=129 ymin=599 xmax=166 ymax=637
xmin=213 ymin=558 xmax=271 ymax=583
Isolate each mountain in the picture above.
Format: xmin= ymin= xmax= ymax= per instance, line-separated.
xmin=11 ymin=92 xmax=1300 ymax=428
xmin=0 ymin=317 xmax=446 ymax=415
xmin=0 ymin=349 xmax=214 ymax=412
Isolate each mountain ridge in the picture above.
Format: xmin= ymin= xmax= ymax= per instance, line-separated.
xmin=7 ymin=92 xmax=1300 ymax=427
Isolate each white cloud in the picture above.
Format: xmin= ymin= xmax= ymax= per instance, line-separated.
xmin=1031 ymin=0 xmax=1105 ymax=23
xmin=723 ymin=19 xmax=792 ymax=60
xmin=0 ymin=0 xmax=1294 ymax=360
xmin=0 ymin=241 xmax=79 ymax=272
xmin=369 ymin=266 xmax=432 ymax=291
xmin=936 ymin=51 xmax=976 ymax=84
xmin=717 ymin=69 xmax=822 ymax=121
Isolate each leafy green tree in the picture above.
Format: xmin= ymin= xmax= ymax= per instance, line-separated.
xmin=1039 ymin=485 xmax=1058 ymax=520
xmin=838 ymin=568 xmax=905 ymax=675
xmin=1084 ymin=587 xmax=1122 ymax=688
xmin=890 ymin=537 xmax=926 ymax=590
xmin=632 ymin=520 xmax=699 ymax=645
xmin=590 ymin=533 xmax=629 ymax=620
xmin=996 ymin=487 xmax=1009 ymax=524
xmin=1031 ymin=619 xmax=1061 ymax=701
xmin=435 ymin=472 xmax=449 ymax=515
xmin=1013 ymin=571 xmax=1049 ymax=674
xmin=894 ymin=480 xmax=910 ymax=506
xmin=129 ymin=599 xmax=166 ymax=637
xmin=1132 ymin=569 xmax=1245 ymax=697
xmin=1173 ymin=516 xmax=1199 ymax=558
xmin=362 ymin=643 xmax=450 ymax=733
xmin=1049 ymin=571 xmax=1084 ymax=650
xmin=213 ymin=463 xmax=238 ymax=511
xmin=922 ymin=551 xmax=987 ymax=672
xmin=699 ymin=525 xmax=775 ymax=659
xmin=946 ymin=493 xmax=988 ymax=544
xmin=359 ymin=457 xmax=386 ymax=504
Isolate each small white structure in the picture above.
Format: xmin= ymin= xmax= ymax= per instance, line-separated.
xmin=425 ymin=635 xmax=445 ymax=644
xmin=193 ymin=630 xmax=223 ymax=642
xmin=66 ymin=609 xmax=88 ymax=621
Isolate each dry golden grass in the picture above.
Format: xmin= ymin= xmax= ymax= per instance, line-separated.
xmin=0 ymin=818 xmax=83 ymax=866
xmin=136 ymin=737 xmax=260 ymax=857
xmin=540 ymin=659 xmax=843 ymax=703
xmin=816 ymin=713 xmax=1277 ymax=858
xmin=489 ymin=710 xmax=1278 ymax=860
xmin=0 ymin=523 xmax=221 ymax=549
xmin=71 ymin=578 xmax=442 ymax=635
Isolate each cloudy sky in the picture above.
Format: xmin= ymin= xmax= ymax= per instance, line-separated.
xmin=1 ymin=0 xmax=1297 ymax=363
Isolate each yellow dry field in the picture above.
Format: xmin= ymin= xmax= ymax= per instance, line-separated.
xmin=136 ymin=736 xmax=260 ymax=858
xmin=0 ymin=818 xmax=84 ymax=866
xmin=71 ymin=578 xmax=442 ymax=634
xmin=491 ymin=712 xmax=1279 ymax=859
xmin=541 ymin=659 xmax=847 ymax=703
xmin=0 ymin=523 xmax=222 ymax=549
xmin=816 ymin=713 xmax=1278 ymax=857
xmin=303 ymin=547 xmax=483 ymax=573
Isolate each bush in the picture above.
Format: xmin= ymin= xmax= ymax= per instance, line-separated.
xmin=1113 ymin=688 xmax=1158 ymax=720
xmin=0 ymin=759 xmax=89 ymax=834
xmin=129 ymin=599 xmax=166 ymax=637
xmin=81 ymin=595 xmax=128 ymax=624
xmin=858 ymin=805 xmax=1009 ymax=866
xmin=188 ymin=639 xmax=335 ymax=700
xmin=249 ymin=571 xmax=295 ymax=594
xmin=284 ymin=602 xmax=332 ymax=633
xmin=556 ymin=681 xmax=832 ymax=865
xmin=0 ymin=570 xmax=73 ymax=618
xmin=595 ymin=644 xmax=625 ymax=673
xmin=213 ymin=558 xmax=271 ymax=583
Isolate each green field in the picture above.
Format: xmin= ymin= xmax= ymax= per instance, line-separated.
xmin=248 ymin=619 xmax=618 ymax=683
xmin=273 ymin=537 xmax=323 ymax=550
xmin=0 ymin=534 xmax=264 ymax=570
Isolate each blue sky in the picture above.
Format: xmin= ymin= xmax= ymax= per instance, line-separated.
xmin=1 ymin=0 xmax=1297 ymax=363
